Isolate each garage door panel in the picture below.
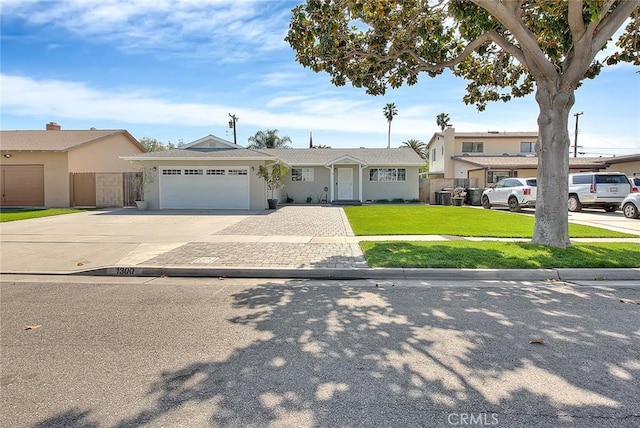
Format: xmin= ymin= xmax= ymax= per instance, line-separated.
xmin=160 ymin=168 xmax=249 ymax=209
xmin=1 ymin=165 xmax=45 ymax=206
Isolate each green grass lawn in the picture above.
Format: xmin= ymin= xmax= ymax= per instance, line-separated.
xmin=361 ymin=241 xmax=640 ymax=269
xmin=0 ymin=208 xmax=93 ymax=222
xmin=344 ymin=205 xmax=633 ymax=238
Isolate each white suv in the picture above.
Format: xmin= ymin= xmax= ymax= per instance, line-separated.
xmin=482 ymin=177 xmax=537 ymax=212
xmin=568 ymin=172 xmax=630 ymax=212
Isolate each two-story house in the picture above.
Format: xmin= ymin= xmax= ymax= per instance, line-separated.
xmin=426 ymin=127 xmax=609 ymax=187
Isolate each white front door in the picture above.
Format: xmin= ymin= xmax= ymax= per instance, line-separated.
xmin=337 ymin=168 xmax=353 ymax=200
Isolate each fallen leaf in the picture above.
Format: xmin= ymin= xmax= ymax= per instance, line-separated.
xmin=25 ymin=325 xmax=42 ymax=330
xmin=529 ymin=339 xmax=544 ymax=345
xmin=594 ymin=276 xmax=605 ymax=281
xmin=77 ymin=262 xmax=84 ymax=266
xmin=620 ymin=298 xmax=640 ymax=305
xmin=160 ymin=274 xmax=168 ymax=278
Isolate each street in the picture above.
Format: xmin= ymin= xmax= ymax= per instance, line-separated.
xmin=1 ymin=276 xmax=639 ymax=427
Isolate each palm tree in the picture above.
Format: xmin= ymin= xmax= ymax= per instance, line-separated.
xmin=402 ymin=139 xmax=427 ymax=159
xmin=436 ymin=113 xmax=452 ymax=131
xmin=247 ymin=129 xmax=292 ymax=149
xmin=382 ymin=103 xmax=398 ymax=148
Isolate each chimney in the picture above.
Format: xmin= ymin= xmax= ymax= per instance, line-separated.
xmin=46 ymin=122 xmax=61 ymax=131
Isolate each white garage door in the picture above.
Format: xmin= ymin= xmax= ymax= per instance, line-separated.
xmin=159 ymin=167 xmax=249 ymax=209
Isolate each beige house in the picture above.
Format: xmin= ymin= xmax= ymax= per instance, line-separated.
xmin=426 ymin=127 xmax=639 ymax=187
xmin=0 ymin=122 xmax=145 ymax=207
xmin=121 ymin=135 xmax=424 ymax=210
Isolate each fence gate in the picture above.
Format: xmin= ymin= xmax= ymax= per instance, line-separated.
xmin=70 ymin=173 xmax=96 ymax=207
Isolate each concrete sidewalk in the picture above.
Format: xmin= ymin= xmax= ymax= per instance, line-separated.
xmin=1 ymin=206 xmax=639 ymax=281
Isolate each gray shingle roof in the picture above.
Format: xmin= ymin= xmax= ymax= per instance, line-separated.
xmin=122 ymin=147 xmax=276 ymax=160
xmin=256 ymin=148 xmax=425 ymax=166
xmin=453 ymin=155 xmax=612 ymax=168
xmin=0 ymin=130 xmax=138 ymax=151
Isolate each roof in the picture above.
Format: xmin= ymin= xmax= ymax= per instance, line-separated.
xmin=453 ymin=155 xmax=609 ymax=169
xmin=0 ymin=129 xmax=144 ymax=152
xmin=256 ymin=148 xmax=425 ymax=166
xmin=121 ymin=147 xmax=277 ymax=161
xmin=426 ymin=129 xmax=538 ymax=148
xmin=601 ymin=153 xmax=640 ymax=164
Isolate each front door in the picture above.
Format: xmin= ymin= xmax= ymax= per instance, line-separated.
xmin=337 ymin=168 xmax=353 ymax=200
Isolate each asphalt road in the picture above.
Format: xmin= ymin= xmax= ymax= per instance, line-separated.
xmin=2 ymin=276 xmax=639 ymax=428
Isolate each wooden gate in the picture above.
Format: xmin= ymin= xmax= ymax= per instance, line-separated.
xmin=70 ymin=173 xmax=96 ymax=207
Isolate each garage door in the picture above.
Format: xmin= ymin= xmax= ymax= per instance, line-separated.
xmin=159 ymin=167 xmax=250 ymax=209
xmin=1 ymin=165 xmax=45 ymax=206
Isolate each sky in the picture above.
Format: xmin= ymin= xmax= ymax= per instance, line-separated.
xmin=1 ymin=0 xmax=639 ymax=156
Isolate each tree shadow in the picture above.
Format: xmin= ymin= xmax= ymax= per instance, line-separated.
xmin=72 ymin=280 xmax=640 ymax=427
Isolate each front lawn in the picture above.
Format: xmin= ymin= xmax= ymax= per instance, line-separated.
xmin=0 ymin=208 xmax=92 ymax=222
xmin=344 ymin=206 xmax=632 ymax=238
xmin=361 ymin=241 xmax=640 ymax=269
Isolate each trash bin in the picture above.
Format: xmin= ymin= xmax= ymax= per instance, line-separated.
xmin=440 ymin=191 xmax=452 ymax=206
xmin=467 ymin=188 xmax=484 ymax=206
xmin=434 ymin=191 xmax=442 ymax=205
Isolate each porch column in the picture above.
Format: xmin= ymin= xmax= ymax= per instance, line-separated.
xmin=358 ymin=164 xmax=364 ymax=202
xmin=328 ymin=166 xmax=335 ymax=202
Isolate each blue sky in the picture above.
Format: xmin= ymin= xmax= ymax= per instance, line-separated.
xmin=1 ymin=0 xmax=639 ymax=156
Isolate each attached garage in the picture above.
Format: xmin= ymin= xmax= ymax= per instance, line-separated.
xmin=1 ymin=165 xmax=45 ymax=206
xmin=159 ymin=167 xmax=250 ymax=209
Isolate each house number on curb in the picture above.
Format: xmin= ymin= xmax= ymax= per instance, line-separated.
xmin=115 ymin=267 xmax=135 ymax=275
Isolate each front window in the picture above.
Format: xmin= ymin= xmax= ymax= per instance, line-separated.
xmin=291 ymin=168 xmax=314 ymax=182
xmin=487 ymin=170 xmax=511 ymax=184
xmin=432 ymin=149 xmax=437 ymax=162
xmin=520 ymin=142 xmax=536 ymax=153
xmin=369 ymin=168 xmax=406 ymax=182
xmin=462 ymin=142 xmax=483 ymax=153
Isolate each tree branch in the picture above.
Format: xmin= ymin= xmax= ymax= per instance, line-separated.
xmin=473 ymin=0 xmax=558 ymax=79
xmin=591 ymin=0 xmax=638 ymax=51
xmin=568 ymin=0 xmax=586 ymax=43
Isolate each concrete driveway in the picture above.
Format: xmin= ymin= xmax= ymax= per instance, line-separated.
xmin=0 ymin=207 xmax=365 ymax=273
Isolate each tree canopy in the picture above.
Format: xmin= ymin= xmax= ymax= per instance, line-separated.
xmin=247 ymin=129 xmax=292 ymax=149
xmin=436 ymin=113 xmax=452 ymax=131
xmin=138 ymin=137 xmax=183 ymax=152
xmin=287 ymin=0 xmax=639 ymax=248
xmin=402 ymin=139 xmax=428 ymax=159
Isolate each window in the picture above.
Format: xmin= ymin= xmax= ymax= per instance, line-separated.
xmin=432 ymin=149 xmax=437 ymax=162
xmin=184 ymin=169 xmax=203 ymax=175
xmin=291 ymin=168 xmax=314 ymax=182
xmin=462 ymin=142 xmax=484 ymax=153
xmin=520 ymin=142 xmax=536 ymax=153
xmin=207 ymin=169 xmax=226 ymax=175
xmin=228 ymin=169 xmax=248 ymax=176
xmin=487 ymin=170 xmax=511 ymax=184
xmin=162 ymin=169 xmax=181 ymax=175
xmin=369 ymin=168 xmax=406 ymax=182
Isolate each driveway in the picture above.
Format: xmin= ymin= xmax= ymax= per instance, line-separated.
xmin=0 ymin=206 xmax=366 ymax=273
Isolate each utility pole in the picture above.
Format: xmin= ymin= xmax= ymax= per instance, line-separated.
xmin=573 ymin=112 xmax=583 ymax=158
xmin=228 ymin=113 xmax=238 ymax=144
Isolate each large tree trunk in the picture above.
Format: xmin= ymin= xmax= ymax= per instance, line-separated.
xmin=531 ymin=82 xmax=574 ymax=248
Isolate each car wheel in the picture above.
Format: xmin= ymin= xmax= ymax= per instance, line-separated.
xmin=568 ymin=195 xmax=582 ymax=212
xmin=604 ymin=205 xmax=618 ymax=213
xmin=623 ymin=202 xmax=640 ymax=219
xmin=481 ymin=195 xmax=491 ymax=209
xmin=508 ymin=197 xmax=521 ymax=212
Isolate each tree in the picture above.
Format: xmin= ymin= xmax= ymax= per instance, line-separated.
xmin=256 ymin=163 xmax=289 ymax=201
xmin=247 ymin=129 xmax=292 ymax=149
xmin=138 ymin=137 xmax=184 ymax=152
xmin=382 ymin=102 xmax=398 ymax=148
xmin=312 ymin=144 xmax=332 ymax=149
xmin=436 ymin=113 xmax=452 ymax=131
xmin=286 ymin=0 xmax=639 ymax=248
xmin=402 ymin=139 xmax=427 ymax=159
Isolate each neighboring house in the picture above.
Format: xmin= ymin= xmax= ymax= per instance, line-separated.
xmin=601 ymin=153 xmax=640 ymax=176
xmin=121 ymin=135 xmax=424 ymax=210
xmin=0 ymin=122 xmax=145 ymax=207
xmin=425 ymin=127 xmax=638 ymax=187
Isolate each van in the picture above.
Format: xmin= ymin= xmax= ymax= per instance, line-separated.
xmin=568 ymin=172 xmax=631 ymax=212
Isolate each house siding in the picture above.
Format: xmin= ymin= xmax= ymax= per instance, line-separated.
xmin=363 ymin=166 xmax=419 ymax=201
xmin=68 ymin=133 xmax=144 ymax=173
xmin=282 ymin=166 xmax=331 ymax=203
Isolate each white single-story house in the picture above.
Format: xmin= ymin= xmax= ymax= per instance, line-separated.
xmin=121 ymin=135 xmax=424 ymax=210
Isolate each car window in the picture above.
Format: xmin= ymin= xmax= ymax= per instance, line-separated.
xmin=595 ymin=175 xmax=629 ymax=184
xmin=631 ymin=177 xmax=640 ymax=186
xmin=525 ymin=179 xmax=537 ymax=186
xmin=571 ymin=175 xmax=592 ymax=185
xmin=494 ymin=180 xmax=506 ymax=188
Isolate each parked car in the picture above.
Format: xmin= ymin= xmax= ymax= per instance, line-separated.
xmin=628 ymin=176 xmax=640 ymax=193
xmin=621 ymin=193 xmax=640 ymax=219
xmin=568 ymin=172 xmax=630 ymax=212
xmin=481 ymin=177 xmax=537 ymax=212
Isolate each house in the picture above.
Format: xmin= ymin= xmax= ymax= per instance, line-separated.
xmin=120 ymin=135 xmax=424 ymax=210
xmin=425 ymin=127 xmax=638 ymax=187
xmin=0 ymin=122 xmax=145 ymax=207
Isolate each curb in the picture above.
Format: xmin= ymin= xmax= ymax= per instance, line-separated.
xmin=6 ymin=266 xmax=632 ymax=281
